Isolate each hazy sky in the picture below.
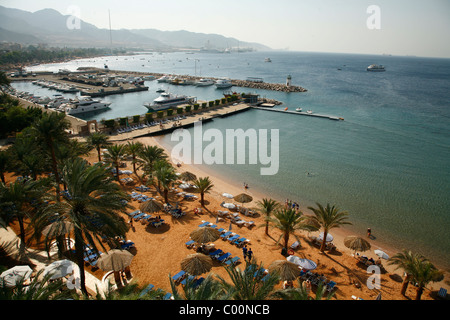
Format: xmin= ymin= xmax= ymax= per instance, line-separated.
xmin=2 ymin=0 xmax=450 ymax=58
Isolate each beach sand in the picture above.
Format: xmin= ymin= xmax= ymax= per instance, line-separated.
xmin=4 ymin=136 xmax=449 ymax=300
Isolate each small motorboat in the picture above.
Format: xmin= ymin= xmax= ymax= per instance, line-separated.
xmin=296 ymin=107 xmax=302 ymax=112
xmin=306 ymin=110 xmax=313 ymax=114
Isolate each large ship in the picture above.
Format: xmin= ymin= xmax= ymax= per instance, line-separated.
xmin=59 ymin=97 xmax=111 ymax=115
xmin=144 ymin=92 xmax=197 ymax=111
xmin=367 ymin=64 xmax=386 ymax=72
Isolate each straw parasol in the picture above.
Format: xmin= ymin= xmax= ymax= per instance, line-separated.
xmin=234 ymin=193 xmax=253 ymax=204
xmin=268 ymin=260 xmax=300 ymax=281
xmin=96 ymin=249 xmax=134 ymax=272
xmin=189 ymin=227 xmax=221 ymax=244
xmin=42 ymin=221 xmax=74 ymax=238
xmin=139 ymin=199 xmax=164 ymax=213
xmin=180 ymin=171 xmax=197 ymax=182
xmin=181 ymin=253 xmax=212 ymax=276
xmin=344 ymin=236 xmax=371 ymax=252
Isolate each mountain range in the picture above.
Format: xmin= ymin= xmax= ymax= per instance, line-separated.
xmin=0 ymin=5 xmax=271 ymax=51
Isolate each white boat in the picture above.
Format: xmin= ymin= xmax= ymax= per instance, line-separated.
xmin=306 ymin=110 xmax=313 ymax=114
xmin=195 ymin=78 xmax=215 ymax=87
xmin=215 ymin=78 xmax=233 ymax=89
xmin=265 ymin=58 xmax=272 ymax=62
xmin=367 ymin=64 xmax=386 ymax=72
xmin=157 ymin=75 xmax=171 ymax=83
xmin=296 ymin=107 xmax=302 ymax=112
xmin=144 ymin=92 xmax=197 ymax=111
xmin=59 ymin=97 xmax=111 ymax=115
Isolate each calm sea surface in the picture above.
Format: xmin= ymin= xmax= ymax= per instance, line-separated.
xmin=20 ymin=51 xmax=450 ymax=269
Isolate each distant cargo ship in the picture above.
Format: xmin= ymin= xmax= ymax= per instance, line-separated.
xmin=367 ymin=64 xmax=386 ymax=72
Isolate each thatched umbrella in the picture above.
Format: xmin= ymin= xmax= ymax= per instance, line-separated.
xmin=234 ymin=193 xmax=253 ymax=204
xmin=344 ymin=236 xmax=371 ymax=253
xmin=181 ymin=253 xmax=212 ymax=276
xmin=189 ymin=227 xmax=221 ymax=244
xmin=42 ymin=221 xmax=74 ymax=238
xmin=96 ymin=249 xmax=134 ymax=272
xmin=268 ymin=260 xmax=300 ymax=281
xmin=180 ymin=171 xmax=197 ymax=182
xmin=139 ymin=199 xmax=164 ymax=213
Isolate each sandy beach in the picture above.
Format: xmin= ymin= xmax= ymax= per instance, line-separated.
xmin=3 ymin=134 xmax=449 ymax=300
xmin=93 ymin=136 xmax=449 ymax=300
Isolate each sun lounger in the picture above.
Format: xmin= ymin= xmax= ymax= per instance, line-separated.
xmin=438 ymin=287 xmax=447 ymax=298
xmin=326 ymin=280 xmax=337 ymax=292
xmin=220 ymin=231 xmax=232 ymax=240
xmin=127 ymin=209 xmax=141 ymax=217
xmin=209 ymin=249 xmax=223 ymax=259
xmin=181 ymin=275 xmax=195 ymax=286
xmin=198 ymin=222 xmax=210 ymax=228
xmin=244 ymin=221 xmax=255 ymax=228
xmin=163 ymin=292 xmax=173 ymax=300
xmin=139 ymin=284 xmax=155 ymax=297
xmin=121 ymin=241 xmax=135 ymax=250
xmin=193 ymin=277 xmax=205 ymax=289
xmin=217 ymin=252 xmax=231 ymax=263
xmin=172 ymin=270 xmax=186 ymax=284
xmin=227 ymin=235 xmax=240 ymax=242
xmin=225 ymin=256 xmax=240 ymax=266
xmin=133 ymin=212 xmax=145 ymax=221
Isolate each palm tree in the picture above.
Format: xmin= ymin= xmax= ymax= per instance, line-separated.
xmin=35 ymin=158 xmax=130 ymax=296
xmin=103 ymin=144 xmax=127 ymax=183
xmin=216 ymin=260 xmax=281 ymax=300
xmin=388 ymin=250 xmax=443 ymax=299
xmin=154 ymin=162 xmax=177 ymax=203
xmin=86 ymin=132 xmax=111 ymax=163
xmin=0 ymin=269 xmax=76 ymax=300
xmin=0 ymin=178 xmax=50 ymax=260
xmin=193 ymin=176 xmax=214 ymax=207
xmin=274 ymin=279 xmax=335 ymax=300
xmin=169 ymin=273 xmax=228 ymax=300
xmin=307 ymin=203 xmax=352 ymax=252
xmin=138 ymin=145 xmax=167 ymax=179
xmin=0 ymin=150 xmax=9 ymax=184
xmin=256 ymin=198 xmax=280 ymax=236
xmin=268 ymin=208 xmax=318 ymax=249
xmin=125 ymin=141 xmax=143 ymax=178
xmin=30 ymin=111 xmax=70 ymax=200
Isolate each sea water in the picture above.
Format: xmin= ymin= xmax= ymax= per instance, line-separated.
xmin=21 ymin=51 xmax=450 ymax=269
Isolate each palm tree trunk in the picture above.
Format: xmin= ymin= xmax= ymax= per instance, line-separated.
xmin=18 ymin=217 xmax=27 ymax=257
xmin=164 ymin=188 xmax=169 ymax=204
xmin=284 ymin=232 xmax=290 ymax=249
xmin=401 ymin=273 xmax=411 ymax=295
xmin=201 ymin=192 xmax=205 ymax=207
xmin=265 ymin=221 xmax=269 ymax=236
xmin=320 ymin=231 xmax=328 ymax=252
xmin=49 ymin=144 xmax=61 ymax=201
xmin=74 ymin=231 xmax=89 ymax=297
xmin=97 ymin=146 xmax=102 ymax=162
xmin=415 ymin=286 xmax=424 ymax=300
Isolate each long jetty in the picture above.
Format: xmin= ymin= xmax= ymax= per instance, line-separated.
xmin=252 ymin=106 xmax=344 ymax=121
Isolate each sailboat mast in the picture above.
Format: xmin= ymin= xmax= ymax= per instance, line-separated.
xmin=109 ymin=10 xmax=113 ymax=55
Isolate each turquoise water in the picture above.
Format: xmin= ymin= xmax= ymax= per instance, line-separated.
xmin=21 ymin=51 xmax=450 ymax=269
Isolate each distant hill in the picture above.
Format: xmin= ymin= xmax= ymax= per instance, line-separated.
xmin=0 ymin=5 xmax=271 ymax=51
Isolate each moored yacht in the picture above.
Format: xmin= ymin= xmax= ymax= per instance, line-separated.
xmin=144 ymin=92 xmax=197 ymax=111
xmin=195 ymin=78 xmax=215 ymax=87
xmin=215 ymin=78 xmax=233 ymax=89
xmin=59 ymin=97 xmax=111 ymax=115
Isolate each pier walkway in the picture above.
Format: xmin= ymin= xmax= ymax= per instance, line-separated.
xmin=252 ymin=106 xmax=344 ymax=121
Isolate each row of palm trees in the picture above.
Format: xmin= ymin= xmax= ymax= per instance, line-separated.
xmin=0 ymin=110 xmax=444 ymax=300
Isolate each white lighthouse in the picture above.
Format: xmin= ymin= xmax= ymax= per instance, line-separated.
xmin=286 ymin=75 xmax=292 ymax=87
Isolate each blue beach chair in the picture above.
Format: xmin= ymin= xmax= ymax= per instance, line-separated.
xmin=217 ymin=252 xmax=231 ymax=263
xmin=172 ymin=270 xmax=186 ymax=284
xmin=139 ymin=284 xmax=155 ymax=297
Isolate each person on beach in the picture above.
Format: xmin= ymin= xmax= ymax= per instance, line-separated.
xmin=367 ymin=228 xmax=372 ymax=238
xmin=247 ymin=248 xmax=253 ymax=261
xmin=242 ymin=245 xmax=248 ymax=261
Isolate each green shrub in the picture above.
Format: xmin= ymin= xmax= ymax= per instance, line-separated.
xmin=157 ymin=111 xmax=164 ymax=118
xmin=177 ymin=107 xmax=184 ymax=114
xmin=104 ymin=119 xmax=116 ymax=128
xmin=167 ymin=109 xmax=173 ymax=116
xmin=133 ymin=115 xmax=140 ymax=123
xmin=145 ymin=113 xmax=153 ymax=122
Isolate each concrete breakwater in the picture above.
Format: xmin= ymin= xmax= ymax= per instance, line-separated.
xmin=81 ymin=68 xmax=307 ymax=93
